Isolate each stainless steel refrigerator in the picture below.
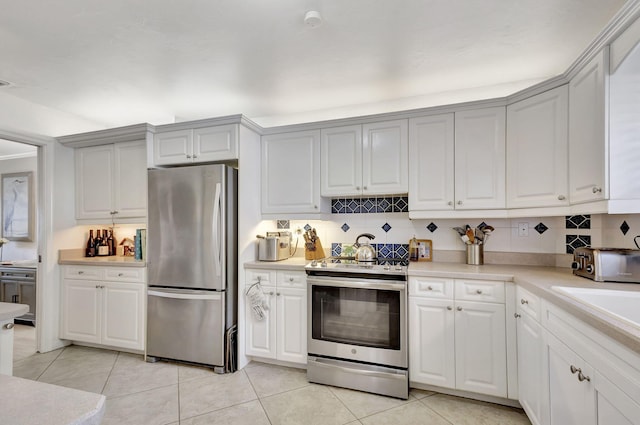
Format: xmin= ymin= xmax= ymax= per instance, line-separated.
xmin=146 ymin=164 xmax=237 ymax=373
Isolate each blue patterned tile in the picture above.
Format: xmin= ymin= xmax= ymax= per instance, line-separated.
xmin=341 ymin=223 xmax=350 ymax=232
xmin=382 ymin=223 xmax=392 ymax=233
xmin=347 ymin=199 xmax=360 ymax=214
xmin=362 ymin=198 xmax=375 ymax=213
xmin=620 ymin=221 xmax=630 ymax=235
xmin=534 ymin=223 xmax=548 ymax=234
xmin=331 ymin=243 xmax=341 ymax=257
xmin=304 ymin=224 xmax=312 ymax=231
xmin=427 ymin=222 xmax=438 ymax=233
xmin=277 ymin=220 xmax=290 ymax=229
xmin=331 ymin=199 xmax=340 ymax=214
xmin=394 ymin=244 xmax=409 ymax=258
xmin=378 ymin=197 xmax=392 ymax=213
xmin=377 ymin=244 xmax=392 ymax=258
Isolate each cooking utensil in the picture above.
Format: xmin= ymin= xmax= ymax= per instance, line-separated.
xmin=635 ymin=235 xmax=640 ymax=250
xmin=354 ymin=233 xmax=376 ymax=264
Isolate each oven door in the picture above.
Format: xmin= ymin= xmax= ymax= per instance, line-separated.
xmin=307 ymin=276 xmax=407 ymax=369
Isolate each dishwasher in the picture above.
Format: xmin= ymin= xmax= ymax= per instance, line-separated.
xmin=0 ymin=267 xmax=36 ymax=325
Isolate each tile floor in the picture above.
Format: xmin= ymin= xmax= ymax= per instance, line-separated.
xmin=13 ymin=325 xmax=531 ymax=424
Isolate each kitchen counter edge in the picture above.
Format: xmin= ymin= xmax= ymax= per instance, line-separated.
xmin=58 ymin=249 xmax=146 ymax=267
xmin=244 ymin=257 xmax=309 ymax=271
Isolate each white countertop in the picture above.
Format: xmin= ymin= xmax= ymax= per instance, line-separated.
xmin=0 ymin=302 xmax=29 ymax=321
xmin=59 ymin=249 xmax=145 ymax=267
xmin=0 ymin=374 xmax=105 ymax=425
xmin=244 ymin=258 xmax=640 ymax=355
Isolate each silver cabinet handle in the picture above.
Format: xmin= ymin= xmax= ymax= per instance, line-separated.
xmin=457 ymin=306 xmax=463 ymax=311
xmin=3 ymin=323 xmax=14 ymax=330
xmin=521 ymin=299 xmax=529 ymax=305
xmin=514 ymin=313 xmax=521 ymax=318
xmin=457 ymin=200 xmax=463 ymax=205
xmin=578 ymin=371 xmax=591 ymax=382
xmin=558 ymin=195 xmax=566 ymax=200
xmin=476 ymin=289 xmax=483 ymax=294
xmin=592 ymin=186 xmax=602 ymax=193
xmin=570 ymin=365 xmax=580 ymax=374
xmin=447 ymin=306 xmax=453 ymax=311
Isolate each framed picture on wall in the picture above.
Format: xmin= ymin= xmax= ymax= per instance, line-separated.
xmin=416 ymin=239 xmax=432 ymax=262
xmin=2 ymin=171 xmax=34 ymax=241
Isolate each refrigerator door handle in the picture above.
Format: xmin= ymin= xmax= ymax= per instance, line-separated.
xmin=212 ymin=182 xmax=222 ymax=276
xmin=148 ymin=289 xmax=222 ymax=301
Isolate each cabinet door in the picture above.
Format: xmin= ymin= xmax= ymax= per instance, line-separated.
xmin=321 ymin=125 xmax=362 ymax=196
xmin=245 ymin=285 xmax=277 ymax=359
xmin=193 ymin=124 xmax=238 ymax=162
xmin=75 ymin=145 xmax=115 ymax=219
xmin=408 ymin=296 xmax=455 ymax=388
xmin=60 ymin=279 xmax=101 ymax=344
xmin=408 ymin=114 xmax=455 ymax=211
xmin=276 ymin=287 xmax=307 ymax=364
xmin=261 ymin=130 xmax=322 ymax=214
xmin=454 ymin=300 xmax=507 ymax=397
xmin=595 ymin=370 xmax=640 ymax=425
xmin=362 ymin=120 xmax=409 ymax=196
xmin=517 ymin=311 xmax=548 ymax=425
xmin=454 ymin=107 xmax=506 ymax=209
xmin=101 ymin=282 xmax=145 ymax=350
xmin=547 ymin=333 xmax=596 ymax=425
xmin=569 ymin=49 xmax=607 ymax=204
xmin=507 ymin=86 xmax=569 ymax=208
xmin=113 ymin=141 xmax=147 ymax=218
xmin=153 ymin=129 xmax=192 ymax=166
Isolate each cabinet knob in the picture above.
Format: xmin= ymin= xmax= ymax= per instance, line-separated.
xmin=289 ymin=277 xmax=294 ymax=282
xmin=314 ymin=205 xmax=318 ymax=209
xmin=3 ymin=323 xmax=14 ymax=330
xmin=476 ymin=289 xmax=483 ymax=294
xmin=447 ymin=306 xmax=453 ymax=311
xmin=592 ymin=186 xmax=602 ymax=194
xmin=95 ymin=285 xmax=100 ymax=289
xmin=514 ymin=313 xmax=521 ymax=318
xmin=570 ymin=365 xmax=580 ymax=374
xmin=457 ymin=200 xmax=463 ymax=205
xmin=427 ymin=285 xmax=433 ymax=291
xmin=78 ymin=271 xmax=84 ymax=275
xmin=521 ymin=299 xmax=528 ymax=305
xmin=269 ymin=291 xmax=274 ymax=296
xmin=578 ymin=371 xmax=591 ymax=382
xmin=356 ymin=186 xmax=360 ymax=191
xmin=558 ymin=195 xmax=566 ymax=201
xmin=363 ymin=186 xmax=367 ymax=190
xmin=447 ymin=201 xmax=453 ymax=206
xmin=118 ymin=273 xmax=124 ymax=277
xmin=193 ymin=154 xmax=198 ymax=159
xmin=457 ymin=306 xmax=463 ymax=311
xmin=186 ymin=155 xmax=192 ymax=159
xmin=276 ymin=292 xmax=281 ymax=296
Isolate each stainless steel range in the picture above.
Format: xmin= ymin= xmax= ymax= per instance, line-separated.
xmin=305 ymin=259 xmax=408 ymax=399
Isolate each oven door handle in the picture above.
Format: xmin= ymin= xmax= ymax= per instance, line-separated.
xmin=307 ymin=277 xmax=405 ymax=291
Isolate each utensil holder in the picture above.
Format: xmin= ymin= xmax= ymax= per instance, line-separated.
xmin=466 ymin=244 xmax=484 ymax=265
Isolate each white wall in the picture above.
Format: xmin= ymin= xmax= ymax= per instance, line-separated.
xmin=0 ymin=155 xmax=38 ymax=260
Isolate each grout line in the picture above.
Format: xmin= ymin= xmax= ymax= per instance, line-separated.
xmin=100 ymin=350 xmax=120 ymax=395
xmin=242 ymin=368 xmax=274 ymax=424
xmin=34 ymin=344 xmax=66 ymax=381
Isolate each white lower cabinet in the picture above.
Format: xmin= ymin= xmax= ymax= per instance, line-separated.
xmin=60 ymin=265 xmax=146 ymax=351
xmin=245 ymin=268 xmax=307 ymax=365
xmin=409 ymin=277 xmax=508 ymax=398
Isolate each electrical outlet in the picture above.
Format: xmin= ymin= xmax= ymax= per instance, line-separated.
xmin=518 ymin=222 xmax=529 ymax=237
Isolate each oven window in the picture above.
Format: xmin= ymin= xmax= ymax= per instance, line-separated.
xmin=311 ymin=285 xmax=400 ymax=350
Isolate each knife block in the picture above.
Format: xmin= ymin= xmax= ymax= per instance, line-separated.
xmin=305 ymin=237 xmax=325 ymax=260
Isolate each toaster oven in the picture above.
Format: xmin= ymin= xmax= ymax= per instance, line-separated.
xmin=572 ymin=247 xmax=640 ymax=283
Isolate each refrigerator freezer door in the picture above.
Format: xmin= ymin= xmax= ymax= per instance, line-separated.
xmin=147 ymin=288 xmax=225 ymax=366
xmin=147 ymin=164 xmax=226 ymax=290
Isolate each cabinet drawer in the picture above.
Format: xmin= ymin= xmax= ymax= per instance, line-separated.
xmin=63 ymin=266 xmax=103 ymax=280
xmin=455 ymin=279 xmax=505 ymax=303
xmin=276 ymin=270 xmax=307 ymax=289
xmin=104 ymin=267 xmax=146 ymax=283
xmin=516 ymin=285 xmax=541 ymax=320
xmin=409 ymin=277 xmax=454 ymax=299
xmin=246 ymin=269 xmax=276 ymax=286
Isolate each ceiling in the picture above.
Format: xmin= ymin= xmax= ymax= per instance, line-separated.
xmin=0 ymin=0 xmax=628 ymax=131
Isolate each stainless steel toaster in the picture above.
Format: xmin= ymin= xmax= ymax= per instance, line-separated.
xmin=258 ymin=232 xmax=291 ymax=261
xmin=572 ymin=247 xmax=640 ymax=283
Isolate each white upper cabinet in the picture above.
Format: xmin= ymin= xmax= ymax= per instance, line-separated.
xmin=408 ymin=114 xmax=455 ymax=211
xmin=454 ymin=107 xmax=506 ymax=210
xmin=321 ymin=119 xmax=408 ymax=197
xmin=507 ymin=86 xmax=569 ymax=208
xmin=261 ymin=130 xmax=326 ymax=216
xmin=75 ymin=141 xmax=147 ymax=220
xmin=569 ymin=49 xmax=608 ymax=204
xmin=152 ymin=124 xmax=238 ymax=166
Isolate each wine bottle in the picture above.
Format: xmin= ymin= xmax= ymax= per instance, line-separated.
xmin=409 ymin=235 xmax=419 ymax=262
xmin=85 ymin=230 xmax=96 ymax=257
xmin=97 ymin=229 xmax=109 ymax=256
xmin=107 ymin=230 xmax=116 ymax=256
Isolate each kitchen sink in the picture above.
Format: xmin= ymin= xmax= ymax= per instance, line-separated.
xmin=552 ymin=286 xmax=640 ymax=330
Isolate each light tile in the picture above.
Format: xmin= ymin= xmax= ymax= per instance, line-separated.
xmin=39 ymin=368 xmax=110 ymax=394
xmin=101 ymin=384 xmax=179 ymax=425
xmin=409 ymin=388 xmax=436 ymax=400
xmin=245 ymin=362 xmax=309 ymax=397
xmin=103 ymin=353 xmax=178 ymax=398
xmin=261 ymin=384 xmax=356 ymax=425
xmin=181 ymin=400 xmax=270 ymax=425
xmin=179 ymin=370 xmax=257 ymax=418
xmin=178 ymin=363 xmax=217 ymax=382
xmin=12 ymin=348 xmax=62 ymax=380
xmin=37 ymin=348 xmax=116 ymax=384
xmin=359 ymin=401 xmax=450 ymax=425
xmin=329 ymin=386 xmax=413 ymax=419
xmin=420 ymin=394 xmax=531 ymax=425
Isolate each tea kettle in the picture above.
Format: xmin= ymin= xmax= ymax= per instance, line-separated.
xmin=354 ymin=233 xmax=376 ymax=264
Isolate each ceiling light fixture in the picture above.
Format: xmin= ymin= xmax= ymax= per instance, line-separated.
xmin=304 ymin=10 xmax=322 ymax=28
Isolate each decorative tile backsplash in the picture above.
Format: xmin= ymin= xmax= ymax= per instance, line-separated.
xmin=331 ymin=196 xmax=409 ymax=214
xmin=566 ymin=235 xmax=591 ymax=254
xmin=426 ymin=222 xmax=438 ymax=232
xmin=534 ymin=223 xmax=548 ymax=234
xmin=620 ymin=221 xmax=630 ymax=235
xmin=566 ymin=215 xmax=591 ymax=229
xmin=331 ymin=242 xmax=409 ymax=264
xmin=276 ymin=220 xmax=290 ymax=229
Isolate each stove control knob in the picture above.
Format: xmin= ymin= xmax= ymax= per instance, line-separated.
xmin=383 ymin=264 xmax=391 ymax=271
xmin=586 ymin=264 xmax=594 ymax=274
xmin=571 ymin=261 xmax=581 ymax=270
xmin=395 ymin=265 xmax=403 ymax=271
xmin=321 ymin=260 xmax=327 ymax=268
xmin=310 ymin=260 xmax=318 ymax=267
